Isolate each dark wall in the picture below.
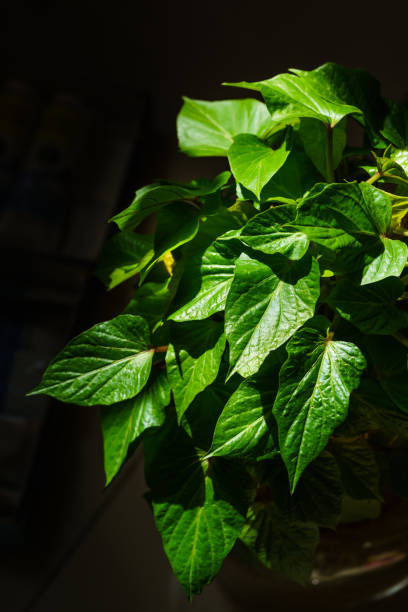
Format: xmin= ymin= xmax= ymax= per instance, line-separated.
xmin=2 ymin=0 xmax=408 ymax=139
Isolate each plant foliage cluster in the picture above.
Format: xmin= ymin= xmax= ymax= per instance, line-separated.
xmin=30 ymin=63 xmax=408 ymax=598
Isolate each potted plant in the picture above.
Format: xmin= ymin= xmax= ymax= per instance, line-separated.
xmin=29 ymin=62 xmax=408 ymax=604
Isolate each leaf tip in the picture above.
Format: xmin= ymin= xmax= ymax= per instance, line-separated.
xmin=289 ymin=469 xmax=302 ymax=495
xmin=26 ymin=385 xmax=42 ymax=398
xmin=104 ymin=474 xmax=114 ymax=488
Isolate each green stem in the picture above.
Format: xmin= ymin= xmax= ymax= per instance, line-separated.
xmin=185 ymin=199 xmax=201 ymax=211
xmin=366 ymin=171 xmax=381 ymax=185
xmin=383 ymin=172 xmax=408 ymax=187
xmin=326 ymin=124 xmax=335 ymax=183
xmin=392 ymin=332 xmax=408 ymax=349
xmin=329 ymin=313 xmax=342 ymax=337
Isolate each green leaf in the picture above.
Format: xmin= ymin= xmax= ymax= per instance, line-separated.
xmin=226 ymin=198 xmax=259 ymax=223
xmin=299 ymin=118 xmax=346 ymax=181
xmin=209 ymin=350 xmax=285 ymax=459
xmin=330 ymin=437 xmax=382 ymax=501
xmin=165 ymin=320 xmax=226 ymax=421
xmin=101 ymin=369 xmax=170 ymax=484
xmin=294 ymin=63 xmax=387 ymax=142
xmin=294 ymin=182 xmax=391 ymax=251
xmin=243 ymin=63 xmax=385 ymax=139
xmin=123 ymin=280 xmax=172 ymax=330
xmin=228 ymin=63 xmax=387 ymax=138
xmin=225 ymin=251 xmax=320 ymax=378
xmin=228 ymin=63 xmax=383 ymax=127
xmin=267 ymin=452 xmax=344 ymax=528
xmin=188 ymin=206 xmax=243 ymax=248
xmin=273 ymin=317 xmax=366 ymax=490
xmin=239 ymin=205 xmax=309 ymax=260
xmin=381 ymin=100 xmax=408 ymax=148
xmin=28 ymin=315 xmax=154 ymax=406
xmin=111 ymin=172 xmax=230 ymax=231
xmin=177 ymin=97 xmax=275 ymax=157
xmin=391 ymin=148 xmax=408 ymax=175
xmin=228 ymin=133 xmax=291 ymax=199
xmin=241 ymin=503 xmax=319 ymax=584
xmin=364 ymin=336 xmax=408 ymax=414
xmin=259 ymin=73 xmax=359 ymax=126
xmin=292 ymin=182 xmax=393 ymax=273
xmin=360 ymin=237 xmax=408 ymax=285
xmin=260 ymin=150 xmax=321 ymax=201
xmin=182 ymin=362 xmax=240 ymax=450
xmin=140 ymin=201 xmax=200 ymax=282
xmin=96 ymin=231 xmax=154 ymax=289
xmin=369 ymin=150 xmax=408 ymax=195
xmin=326 ymin=277 xmax=408 ymax=335
xmin=144 ymin=420 xmax=252 ymax=598
xmin=390 ymin=195 xmax=408 ymax=229
xmin=345 ymin=379 xmax=408 ymax=440
xmin=372 ymin=149 xmax=408 ymax=178
xmin=169 ymin=234 xmax=242 ymax=322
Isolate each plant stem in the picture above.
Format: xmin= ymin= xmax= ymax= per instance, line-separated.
xmin=329 ymin=313 xmax=342 ymax=337
xmin=383 ymin=172 xmax=408 ymax=187
xmin=326 ymin=124 xmax=335 ymax=183
xmin=392 ymin=332 xmax=408 ymax=349
xmin=154 ymin=345 xmax=168 ymax=353
xmin=366 ymin=171 xmax=381 ymax=185
xmin=185 ymin=199 xmax=201 ymax=211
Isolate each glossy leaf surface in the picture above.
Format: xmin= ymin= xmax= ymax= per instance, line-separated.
xmin=29 ymin=315 xmax=154 ymax=406
xmin=145 ymin=420 xmax=252 ymax=598
xmin=361 ymin=237 xmax=408 ymax=285
xmin=381 ymin=100 xmax=408 ymax=148
xmin=273 ymin=318 xmax=366 ymax=490
xmin=261 ymin=150 xmax=321 ymax=201
xmin=228 ymin=133 xmax=291 ymax=199
xmin=112 ymin=172 xmax=230 ymax=231
xmin=96 ymin=231 xmax=154 ymax=289
xmin=209 ymin=350 xmax=285 ymax=459
xmin=170 ymin=236 xmax=242 ymax=321
xmin=293 ymin=182 xmax=391 ymax=253
xmin=299 ymin=118 xmax=346 ymax=180
xmin=182 ymin=363 xmax=240 ymax=451
xmin=225 ymin=252 xmax=320 ymax=377
xmin=140 ymin=201 xmax=200 ymax=281
xmin=327 ymin=278 xmax=408 ymax=335
xmin=123 ymin=280 xmax=172 ymax=330
xmin=177 ymin=97 xmax=274 ymax=157
xmin=166 ymin=321 xmax=226 ymax=421
xmin=101 ymin=369 xmax=170 ymax=484
xmin=239 ymin=205 xmax=309 ymax=260
xmin=228 ymin=63 xmax=386 ymax=140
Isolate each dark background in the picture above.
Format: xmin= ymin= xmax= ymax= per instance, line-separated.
xmin=1 ymin=1 xmax=408 ymax=611
xmin=3 ymin=1 xmax=408 ymax=180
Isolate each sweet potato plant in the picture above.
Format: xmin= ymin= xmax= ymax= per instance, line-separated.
xmin=30 ymin=63 xmax=408 ymax=598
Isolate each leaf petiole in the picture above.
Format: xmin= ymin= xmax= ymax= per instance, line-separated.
xmin=392 ymin=332 xmax=408 ymax=349
xmin=366 ymin=171 xmax=381 ymax=185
